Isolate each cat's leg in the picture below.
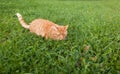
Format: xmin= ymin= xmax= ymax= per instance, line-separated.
xmin=45 ymin=34 xmax=48 ymax=39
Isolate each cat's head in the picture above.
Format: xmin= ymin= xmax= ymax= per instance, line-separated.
xmin=51 ymin=25 xmax=68 ymax=40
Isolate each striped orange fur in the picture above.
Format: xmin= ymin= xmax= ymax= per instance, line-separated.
xmin=16 ymin=13 xmax=68 ymax=40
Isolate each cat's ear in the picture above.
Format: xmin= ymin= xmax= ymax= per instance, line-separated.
xmin=64 ymin=25 xmax=68 ymax=29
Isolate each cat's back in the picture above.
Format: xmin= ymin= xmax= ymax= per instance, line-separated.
xmin=29 ymin=19 xmax=56 ymax=35
xmin=30 ymin=19 xmax=55 ymax=26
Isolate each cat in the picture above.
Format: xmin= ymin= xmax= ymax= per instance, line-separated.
xmin=16 ymin=13 xmax=68 ymax=40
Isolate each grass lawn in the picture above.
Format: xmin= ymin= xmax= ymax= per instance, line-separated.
xmin=0 ymin=0 xmax=120 ymax=73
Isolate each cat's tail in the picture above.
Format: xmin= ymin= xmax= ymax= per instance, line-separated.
xmin=16 ymin=13 xmax=29 ymax=29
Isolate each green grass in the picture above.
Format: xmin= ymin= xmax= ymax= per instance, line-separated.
xmin=0 ymin=0 xmax=120 ymax=73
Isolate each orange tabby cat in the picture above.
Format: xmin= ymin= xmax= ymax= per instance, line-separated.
xmin=16 ymin=13 xmax=68 ymax=40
